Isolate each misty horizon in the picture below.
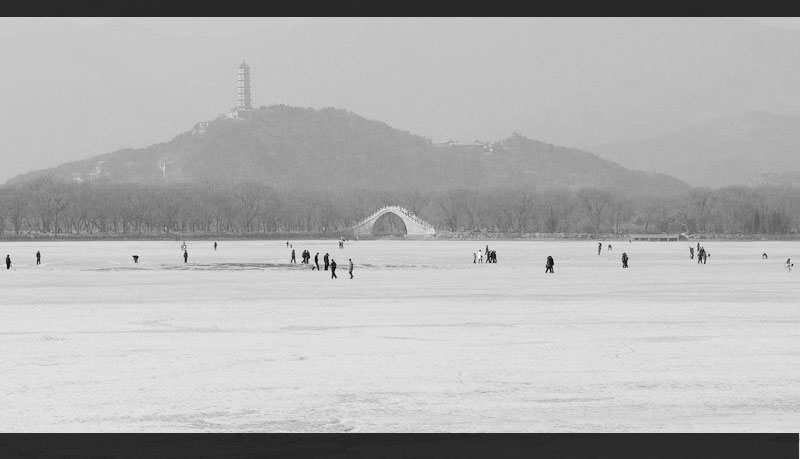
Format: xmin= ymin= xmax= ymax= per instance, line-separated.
xmin=2 ymin=17 xmax=800 ymax=183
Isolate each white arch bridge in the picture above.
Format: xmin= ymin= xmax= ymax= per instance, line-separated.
xmin=350 ymin=205 xmax=437 ymax=237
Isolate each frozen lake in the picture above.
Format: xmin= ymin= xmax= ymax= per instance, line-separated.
xmin=1 ymin=239 xmax=799 ymax=432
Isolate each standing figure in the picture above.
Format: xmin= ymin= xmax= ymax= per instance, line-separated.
xmin=286 ymin=241 xmax=289 ymax=247
xmin=330 ymin=259 xmax=338 ymax=278
xmin=473 ymin=252 xmax=477 ymax=263
xmin=479 ymin=251 xmax=483 ymax=263
xmin=313 ymin=252 xmax=320 ymax=271
xmin=690 ymin=247 xmax=695 ymax=259
xmin=36 ymin=251 xmax=41 ymax=265
xmin=786 ymin=258 xmax=793 ymax=272
xmin=132 ymin=255 xmax=139 ymax=263
xmin=621 ymin=252 xmax=629 ymax=268
xmin=545 ymin=255 xmax=554 ymax=273
xmin=214 ymin=242 xmax=217 ymax=251
xmin=324 ymin=253 xmax=330 ymax=271
xmin=762 ymin=253 xmax=768 ymax=259
xmin=5 ymin=254 xmax=10 ymax=269
xmin=183 ymin=249 xmax=188 ymax=263
xmin=608 ymin=244 xmax=612 ymax=251
xmin=348 ymin=258 xmax=354 ymax=279
xmin=598 ymin=242 xmax=602 ymax=255
xmin=290 ymin=249 xmax=296 ymax=263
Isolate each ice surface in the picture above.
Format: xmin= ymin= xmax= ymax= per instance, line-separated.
xmin=1 ymin=239 xmax=799 ymax=432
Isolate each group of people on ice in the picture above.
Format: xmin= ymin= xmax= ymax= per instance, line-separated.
xmin=473 ymin=245 xmax=497 ymax=263
xmin=690 ymin=243 xmax=709 ymax=264
xmin=290 ymin=246 xmax=354 ymax=279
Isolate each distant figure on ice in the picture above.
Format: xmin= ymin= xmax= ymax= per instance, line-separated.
xmin=313 ymin=252 xmax=320 ymax=271
xmin=330 ymin=259 xmax=338 ymax=278
xmin=181 ymin=241 xmax=187 ymax=251
xmin=36 ymin=251 xmax=41 ymax=265
xmin=213 ymin=241 xmax=217 ymax=251
xmin=690 ymin=247 xmax=695 ymax=259
xmin=479 ymin=251 xmax=484 ymax=263
xmin=545 ymin=255 xmax=554 ymax=273
xmin=608 ymin=244 xmax=612 ymax=251
xmin=339 ymin=240 xmax=344 ymax=249
xmin=183 ymin=249 xmax=188 ymax=263
xmin=324 ymin=253 xmax=330 ymax=271
xmin=290 ymin=249 xmax=296 ymax=263
xmin=762 ymin=253 xmax=768 ymax=259
xmin=5 ymin=254 xmax=10 ymax=269
xmin=132 ymin=255 xmax=139 ymax=263
xmin=786 ymin=258 xmax=793 ymax=272
xmin=473 ymin=252 xmax=477 ymax=263
xmin=301 ymin=250 xmax=308 ymax=264
xmin=348 ymin=258 xmax=354 ymax=279
xmin=286 ymin=241 xmax=289 ymax=247
xmin=598 ymin=242 xmax=602 ymax=255
xmin=698 ymin=247 xmax=707 ymax=264
xmin=621 ymin=252 xmax=629 ymax=268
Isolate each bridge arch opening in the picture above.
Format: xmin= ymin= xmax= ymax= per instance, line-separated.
xmin=371 ymin=211 xmax=408 ymax=236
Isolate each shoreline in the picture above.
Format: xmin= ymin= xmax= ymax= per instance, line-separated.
xmin=2 ymin=232 xmax=800 ymax=242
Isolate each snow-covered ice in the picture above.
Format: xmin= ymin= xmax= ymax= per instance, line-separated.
xmin=1 ymin=239 xmax=798 ymax=432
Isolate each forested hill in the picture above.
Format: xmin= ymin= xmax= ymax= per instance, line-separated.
xmin=7 ymin=105 xmax=689 ymax=195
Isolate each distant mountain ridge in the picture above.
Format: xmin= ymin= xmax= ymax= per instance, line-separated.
xmin=7 ymin=105 xmax=689 ymax=195
xmin=590 ymin=111 xmax=800 ymax=188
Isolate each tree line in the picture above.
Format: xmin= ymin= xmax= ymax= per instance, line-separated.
xmin=0 ymin=177 xmax=799 ymax=237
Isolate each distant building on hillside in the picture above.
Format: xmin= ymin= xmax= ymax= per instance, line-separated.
xmin=237 ymin=60 xmax=253 ymax=111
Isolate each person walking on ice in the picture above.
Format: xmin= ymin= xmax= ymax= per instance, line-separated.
xmin=621 ymin=252 xmax=629 ymax=268
xmin=598 ymin=242 xmax=602 ymax=255
xmin=348 ymin=258 xmax=354 ymax=279
xmin=786 ymin=258 xmax=793 ymax=272
xmin=5 ymin=254 xmax=10 ymax=269
xmin=330 ymin=258 xmax=338 ymax=278
xmin=324 ymin=253 xmax=330 ymax=271
xmin=545 ymin=255 xmax=554 ymax=273
xmin=36 ymin=251 xmax=41 ymax=265
xmin=473 ymin=252 xmax=477 ymax=263
xmin=290 ymin=248 xmax=296 ymax=263
xmin=313 ymin=252 xmax=320 ymax=271
xmin=183 ymin=249 xmax=188 ymax=263
xmin=762 ymin=253 xmax=768 ymax=259
xmin=213 ymin=241 xmax=217 ymax=251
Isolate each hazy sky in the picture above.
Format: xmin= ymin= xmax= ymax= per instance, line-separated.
xmin=1 ymin=17 xmax=799 ymax=183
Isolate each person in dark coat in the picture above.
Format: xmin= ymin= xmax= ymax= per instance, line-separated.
xmin=313 ymin=252 xmax=320 ymax=271
xmin=290 ymin=249 xmax=296 ymax=263
xmin=621 ymin=252 xmax=629 ymax=268
xmin=690 ymin=247 xmax=695 ymax=259
xmin=598 ymin=242 xmax=602 ymax=255
xmin=324 ymin=253 xmax=330 ymax=271
xmin=545 ymin=255 xmax=554 ymax=273
xmin=330 ymin=259 xmax=338 ymax=278
xmin=348 ymin=258 xmax=354 ymax=279
xmin=132 ymin=255 xmax=139 ymax=263
xmin=213 ymin=241 xmax=217 ymax=251
xmin=36 ymin=251 xmax=41 ymax=265
xmin=5 ymin=254 xmax=10 ymax=269
xmin=183 ymin=249 xmax=188 ymax=263
xmin=762 ymin=252 xmax=768 ymax=259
